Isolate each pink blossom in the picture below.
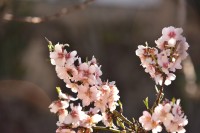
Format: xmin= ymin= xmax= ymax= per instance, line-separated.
xmin=165 ymin=99 xmax=188 ymax=133
xmin=135 ymin=45 xmax=157 ymax=68
xmin=48 ymin=27 xmax=189 ymax=133
xmin=135 ymin=45 xmax=146 ymax=57
xmin=155 ymin=37 xmax=165 ymax=50
xmin=77 ymin=85 xmax=100 ymax=106
xmin=78 ymin=63 xmax=97 ymax=85
xmin=155 ymin=73 xmax=176 ymax=86
xmin=176 ymin=38 xmax=189 ymax=60
xmin=58 ymin=109 xmax=68 ymax=123
xmin=56 ymin=128 xmax=76 ymax=133
xmin=139 ymin=111 xmax=162 ymax=133
xmin=154 ymin=73 xmax=176 ymax=86
xmin=64 ymin=104 xmax=87 ymax=127
xmin=81 ymin=114 xmax=102 ymax=129
xmin=164 ymin=73 xmax=176 ymax=86
xmin=156 ymin=26 xmax=183 ymax=50
xmin=87 ymin=107 xmax=100 ymax=115
xmin=102 ymin=112 xmax=114 ymax=127
xmin=152 ymin=103 xmax=174 ymax=127
xmin=65 ymin=50 xmax=77 ymax=66
xmin=95 ymin=83 xmax=120 ymax=112
xmin=157 ymin=50 xmax=171 ymax=74
xmin=50 ymin=43 xmax=67 ymax=66
xmin=50 ymin=43 xmax=77 ymax=67
xmin=94 ymin=98 xmax=107 ymax=112
xmin=107 ymin=85 xmax=120 ymax=111
xmin=49 ymin=100 xmax=69 ymax=113
xmin=66 ymin=83 xmax=79 ymax=93
xmin=55 ymin=65 xmax=78 ymax=83
xmin=162 ymin=26 xmax=183 ymax=41
xmin=169 ymin=57 xmax=182 ymax=72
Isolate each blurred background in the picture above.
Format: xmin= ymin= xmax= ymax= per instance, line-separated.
xmin=0 ymin=0 xmax=200 ymax=132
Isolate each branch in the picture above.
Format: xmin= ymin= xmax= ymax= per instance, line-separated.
xmin=2 ymin=0 xmax=95 ymax=24
xmin=113 ymin=110 xmax=133 ymax=126
xmin=93 ymin=126 xmax=121 ymax=133
xmin=151 ymin=75 xmax=166 ymax=112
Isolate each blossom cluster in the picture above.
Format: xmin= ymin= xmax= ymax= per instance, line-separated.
xmin=136 ymin=26 xmax=189 ymax=86
xmin=139 ymin=99 xmax=188 ymax=133
xmin=48 ymin=43 xmax=120 ymax=132
xmin=48 ymin=26 xmax=189 ymax=133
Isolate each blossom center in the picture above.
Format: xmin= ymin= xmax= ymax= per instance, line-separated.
xmin=163 ymin=63 xmax=168 ymax=68
xmin=58 ymin=53 xmax=64 ymax=58
xmin=85 ymin=89 xmax=92 ymax=98
xmin=168 ymin=32 xmax=176 ymax=38
xmin=71 ymin=110 xmax=78 ymax=118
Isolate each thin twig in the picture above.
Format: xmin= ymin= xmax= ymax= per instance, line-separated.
xmin=113 ymin=110 xmax=133 ymax=126
xmin=151 ymin=75 xmax=166 ymax=112
xmin=2 ymin=0 xmax=95 ymax=24
xmin=93 ymin=126 xmax=121 ymax=133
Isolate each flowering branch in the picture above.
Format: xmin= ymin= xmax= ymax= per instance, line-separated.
xmin=137 ymin=26 xmax=188 ymax=133
xmin=48 ymin=26 xmax=189 ymax=133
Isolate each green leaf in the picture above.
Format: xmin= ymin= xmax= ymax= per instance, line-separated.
xmin=119 ymin=122 xmax=125 ymax=129
xmin=116 ymin=118 xmax=125 ymax=129
xmin=143 ymin=97 xmax=149 ymax=109
xmin=56 ymin=87 xmax=61 ymax=94
xmin=132 ymin=117 xmax=135 ymax=123
xmin=116 ymin=118 xmax=120 ymax=127
xmin=171 ymin=97 xmax=176 ymax=104
xmin=45 ymin=37 xmax=54 ymax=52
xmin=117 ymin=100 xmax=123 ymax=113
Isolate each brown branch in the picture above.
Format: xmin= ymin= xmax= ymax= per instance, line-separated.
xmin=93 ymin=126 xmax=121 ymax=133
xmin=151 ymin=75 xmax=166 ymax=112
xmin=113 ymin=110 xmax=133 ymax=126
xmin=1 ymin=0 xmax=95 ymax=24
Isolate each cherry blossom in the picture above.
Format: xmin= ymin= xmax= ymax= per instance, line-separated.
xmin=95 ymin=82 xmax=120 ymax=112
xmin=50 ymin=43 xmax=67 ymax=66
xmin=78 ymin=62 xmax=101 ymax=85
xmin=102 ymin=112 xmax=113 ymax=127
xmin=55 ymin=65 xmax=78 ymax=83
xmin=49 ymin=42 xmax=120 ymax=131
xmin=65 ymin=50 xmax=78 ymax=66
xmin=140 ymin=99 xmax=188 ymax=133
xmin=136 ymin=26 xmax=189 ymax=86
xmin=48 ymin=26 xmax=189 ymax=133
xmin=56 ymin=128 xmax=76 ymax=133
xmin=94 ymin=97 xmax=108 ymax=112
xmin=165 ymin=99 xmax=188 ymax=133
xmin=66 ymin=82 xmax=79 ymax=93
xmin=58 ymin=109 xmax=68 ymax=123
xmin=77 ymin=84 xmax=100 ymax=106
xmin=139 ymin=111 xmax=162 ymax=133
xmin=49 ymin=100 xmax=69 ymax=114
xmin=153 ymin=103 xmax=174 ymax=127
xmin=81 ymin=114 xmax=102 ymax=129
xmin=156 ymin=26 xmax=183 ymax=50
xmin=64 ymin=104 xmax=87 ymax=128
xmin=162 ymin=26 xmax=183 ymax=40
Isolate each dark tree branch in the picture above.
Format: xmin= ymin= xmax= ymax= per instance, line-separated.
xmin=1 ymin=0 xmax=95 ymax=24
